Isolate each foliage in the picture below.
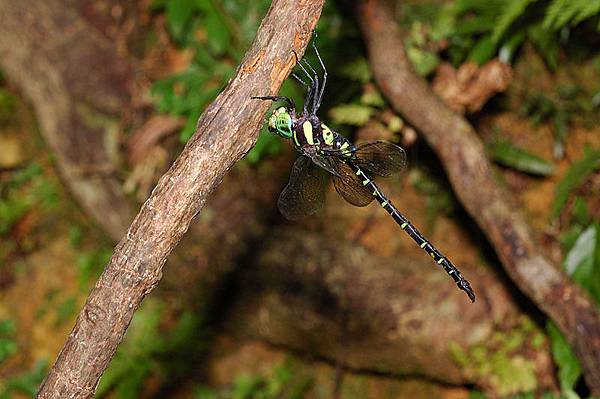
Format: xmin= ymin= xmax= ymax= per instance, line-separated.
xmin=409 ymin=168 xmax=456 ymax=232
xmin=552 ymin=147 xmax=600 ymax=218
xmin=151 ymin=0 xmax=271 ymax=142
xmin=564 ymin=224 xmax=600 ymax=304
xmin=543 ymin=0 xmax=600 ymax=31
xmin=400 ymin=0 xmax=600 ymax=73
xmin=489 ymin=139 xmax=554 ymax=175
xmin=519 ymin=86 xmax=597 ymax=160
xmin=150 ymin=0 xmax=295 ymax=166
xmin=328 ymin=56 xmax=388 ymax=131
xmin=151 ymin=0 xmax=362 ymax=163
xmin=194 ymin=361 xmax=313 ymax=399
xmin=76 ymin=248 xmax=112 ymax=288
xmin=547 ymin=321 xmax=582 ymax=398
xmin=449 ymin=317 xmax=540 ymax=396
xmin=329 ymin=104 xmax=375 ymax=126
xmin=0 ymin=162 xmax=57 ymax=235
xmin=545 ymin=157 xmax=600 ymax=399
xmin=0 ymin=319 xmax=17 ymax=365
xmin=97 ymin=300 xmax=209 ymax=398
xmin=0 ymin=360 xmax=48 ymax=399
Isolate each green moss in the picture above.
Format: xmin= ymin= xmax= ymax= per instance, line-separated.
xmin=449 ymin=317 xmax=543 ymax=396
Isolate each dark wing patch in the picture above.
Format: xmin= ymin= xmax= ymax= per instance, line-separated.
xmin=354 ymin=141 xmax=407 ymax=177
xmin=332 ymin=161 xmax=374 ymax=207
xmin=277 ymin=156 xmax=329 ymax=220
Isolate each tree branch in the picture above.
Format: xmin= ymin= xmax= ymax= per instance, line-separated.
xmin=355 ymin=0 xmax=600 ymax=393
xmin=0 ymin=0 xmax=135 ymax=240
xmin=36 ymin=0 xmax=325 ymax=397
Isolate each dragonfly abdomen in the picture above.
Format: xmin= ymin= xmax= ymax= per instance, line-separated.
xmin=349 ymin=162 xmax=476 ymax=302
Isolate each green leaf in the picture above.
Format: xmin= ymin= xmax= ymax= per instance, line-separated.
xmin=245 ymin=131 xmax=282 ymax=165
xmin=0 ymin=360 xmax=48 ymax=397
xmin=547 ymin=223 xmax=600 ymax=398
xmin=406 ymin=46 xmax=440 ymax=76
xmin=552 ymin=147 xmax=600 ymax=218
xmin=0 ymin=337 xmax=17 ymax=364
xmin=329 ymin=104 xmax=375 ymax=126
xmin=0 ymin=196 xmax=32 ymax=235
xmin=166 ymin=0 xmax=195 ymax=42
xmin=0 ymin=319 xmax=16 ymax=335
xmin=55 ymin=297 xmax=77 ymax=326
xmin=194 ymin=386 xmax=219 ymax=399
xmin=200 ymin=4 xmax=231 ymax=55
xmin=498 ymin=31 xmax=526 ymax=63
xmin=97 ymin=300 xmax=165 ymax=398
xmin=489 ymin=140 xmax=555 ymax=176
xmin=339 ymin=58 xmax=372 ymax=83
xmin=571 ymin=197 xmax=589 ymax=226
xmin=564 ymin=224 xmax=600 ymax=304
xmin=491 ymin=0 xmax=537 ymax=44
xmin=546 ymin=321 xmax=581 ymax=391
xmin=528 ymin=24 xmax=559 ymax=70
xmin=544 ymin=0 xmax=600 ymax=30
xmin=467 ymin=35 xmax=497 ymax=64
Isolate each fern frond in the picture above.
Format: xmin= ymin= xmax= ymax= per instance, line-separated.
xmin=491 ymin=0 xmax=538 ymax=43
xmin=572 ymin=1 xmax=600 ymax=26
xmin=544 ymin=0 xmax=600 ymax=30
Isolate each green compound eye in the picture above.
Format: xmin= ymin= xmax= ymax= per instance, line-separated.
xmin=269 ymin=107 xmax=292 ymax=139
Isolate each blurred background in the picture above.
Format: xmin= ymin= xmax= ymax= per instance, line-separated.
xmin=0 ymin=0 xmax=599 ymax=398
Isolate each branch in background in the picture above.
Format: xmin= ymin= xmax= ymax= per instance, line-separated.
xmin=35 ymin=0 xmax=325 ymax=396
xmin=355 ymin=0 xmax=600 ymax=393
xmin=0 ymin=0 xmax=135 ymax=241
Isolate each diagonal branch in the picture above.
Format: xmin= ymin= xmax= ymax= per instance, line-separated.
xmin=355 ymin=0 xmax=600 ymax=393
xmin=36 ymin=0 xmax=325 ymax=397
xmin=0 ymin=0 xmax=135 ymax=241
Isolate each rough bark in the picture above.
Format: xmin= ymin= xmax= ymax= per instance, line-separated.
xmin=35 ymin=0 xmax=325 ymax=397
xmin=0 ymin=0 xmax=135 ymax=240
xmin=227 ymin=228 xmax=555 ymax=392
xmin=355 ymin=0 xmax=600 ymax=393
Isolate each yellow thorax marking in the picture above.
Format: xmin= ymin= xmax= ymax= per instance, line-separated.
xmin=321 ymin=124 xmax=334 ymax=145
xmin=302 ymin=121 xmax=314 ymax=145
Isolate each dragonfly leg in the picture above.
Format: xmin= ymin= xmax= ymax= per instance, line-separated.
xmin=293 ymin=50 xmax=319 ymax=114
xmin=292 ymin=72 xmax=314 ymax=115
xmin=311 ymin=33 xmax=327 ymax=112
xmin=299 ymin=56 xmax=321 ymax=114
xmin=251 ymin=95 xmax=295 ymax=110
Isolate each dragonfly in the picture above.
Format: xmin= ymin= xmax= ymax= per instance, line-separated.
xmin=252 ymin=38 xmax=475 ymax=302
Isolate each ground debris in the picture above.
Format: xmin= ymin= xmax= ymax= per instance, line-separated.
xmin=432 ymin=60 xmax=513 ymax=114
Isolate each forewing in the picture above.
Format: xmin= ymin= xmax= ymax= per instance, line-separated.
xmin=354 ymin=141 xmax=407 ymax=177
xmin=332 ymin=161 xmax=374 ymax=207
xmin=277 ymin=156 xmax=329 ymax=220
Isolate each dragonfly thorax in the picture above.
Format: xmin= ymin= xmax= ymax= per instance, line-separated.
xmin=291 ymin=114 xmax=350 ymax=155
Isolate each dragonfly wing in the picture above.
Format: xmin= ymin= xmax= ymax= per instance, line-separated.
xmin=331 ymin=160 xmax=374 ymax=207
xmin=307 ymin=153 xmax=342 ymax=177
xmin=277 ymin=156 xmax=329 ymax=220
xmin=354 ymin=141 xmax=407 ymax=177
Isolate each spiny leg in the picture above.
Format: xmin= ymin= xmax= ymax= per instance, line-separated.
xmin=292 ymin=72 xmax=314 ymax=115
xmin=299 ymin=57 xmax=321 ymax=114
xmin=311 ymin=36 xmax=328 ymax=112
xmin=251 ymin=95 xmax=295 ymax=110
xmin=293 ymin=50 xmax=318 ymax=114
xmin=347 ymin=161 xmax=476 ymax=302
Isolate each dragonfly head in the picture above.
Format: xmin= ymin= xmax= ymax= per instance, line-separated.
xmin=267 ymin=107 xmax=293 ymax=139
